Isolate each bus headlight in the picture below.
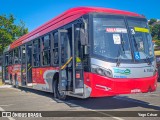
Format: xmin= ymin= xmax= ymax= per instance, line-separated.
xmin=104 ymin=69 xmax=113 ymax=78
xmin=96 ymin=68 xmax=103 ymax=75
xmin=91 ymin=65 xmax=113 ymax=78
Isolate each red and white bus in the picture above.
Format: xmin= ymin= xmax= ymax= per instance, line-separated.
xmin=2 ymin=7 xmax=158 ymax=99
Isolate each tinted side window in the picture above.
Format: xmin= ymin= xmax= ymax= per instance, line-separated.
xmin=42 ymin=35 xmax=51 ymax=65
xmin=14 ymin=48 xmax=19 ymax=64
xmin=43 ymin=35 xmax=50 ymax=49
xmin=33 ymin=39 xmax=40 ymax=67
xmin=53 ymin=32 xmax=58 ymax=65
xmin=5 ymin=53 xmax=9 ymax=66
xmin=9 ymin=51 xmax=13 ymax=65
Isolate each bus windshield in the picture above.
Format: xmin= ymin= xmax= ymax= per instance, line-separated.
xmin=92 ymin=15 xmax=154 ymax=62
xmin=93 ymin=16 xmax=132 ymax=61
xmin=127 ymin=17 xmax=154 ymax=60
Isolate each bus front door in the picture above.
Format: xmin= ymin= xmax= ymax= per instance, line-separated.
xmin=58 ymin=25 xmax=84 ymax=96
xmin=58 ymin=29 xmax=69 ymax=92
xmin=72 ymin=24 xmax=84 ymax=94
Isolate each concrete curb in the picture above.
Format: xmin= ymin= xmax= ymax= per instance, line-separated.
xmin=0 ymin=85 xmax=12 ymax=88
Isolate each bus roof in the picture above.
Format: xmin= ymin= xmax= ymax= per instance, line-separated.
xmin=10 ymin=7 xmax=144 ymax=50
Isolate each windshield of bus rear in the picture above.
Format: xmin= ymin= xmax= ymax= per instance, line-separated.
xmin=92 ymin=15 xmax=132 ymax=61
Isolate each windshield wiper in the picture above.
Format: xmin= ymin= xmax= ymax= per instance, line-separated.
xmin=116 ymin=34 xmax=125 ymax=67
xmin=143 ymin=53 xmax=152 ymax=65
xmin=132 ymin=35 xmax=139 ymax=52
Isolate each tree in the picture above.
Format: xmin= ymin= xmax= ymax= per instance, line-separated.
xmin=148 ymin=18 xmax=160 ymax=40
xmin=150 ymin=24 xmax=160 ymax=40
xmin=149 ymin=18 xmax=157 ymax=25
xmin=0 ymin=14 xmax=28 ymax=55
xmin=155 ymin=40 xmax=160 ymax=46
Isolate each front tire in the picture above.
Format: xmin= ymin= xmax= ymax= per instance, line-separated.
xmin=53 ymin=79 xmax=67 ymax=100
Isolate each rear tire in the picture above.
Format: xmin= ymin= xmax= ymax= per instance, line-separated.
xmin=15 ymin=74 xmax=19 ymax=88
xmin=10 ymin=74 xmax=15 ymax=87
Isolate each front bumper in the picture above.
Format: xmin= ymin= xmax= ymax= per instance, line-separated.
xmin=84 ymin=72 xmax=158 ymax=97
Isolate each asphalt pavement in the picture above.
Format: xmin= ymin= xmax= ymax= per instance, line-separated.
xmin=0 ymin=83 xmax=160 ymax=120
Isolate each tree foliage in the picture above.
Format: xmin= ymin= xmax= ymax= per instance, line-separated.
xmin=155 ymin=40 xmax=160 ymax=46
xmin=0 ymin=14 xmax=28 ymax=55
xmin=149 ymin=19 xmax=160 ymax=41
xmin=151 ymin=24 xmax=160 ymax=40
xmin=149 ymin=18 xmax=157 ymax=25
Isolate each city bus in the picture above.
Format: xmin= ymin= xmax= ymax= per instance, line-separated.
xmin=2 ymin=7 xmax=158 ymax=99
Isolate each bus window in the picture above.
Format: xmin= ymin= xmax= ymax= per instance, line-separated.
xmin=18 ymin=47 xmax=21 ymax=63
xmin=22 ymin=46 xmax=26 ymax=64
xmin=14 ymin=48 xmax=19 ymax=64
xmin=53 ymin=32 xmax=59 ymax=65
xmin=42 ymin=35 xmax=51 ymax=65
xmin=9 ymin=51 xmax=13 ymax=65
xmin=33 ymin=39 xmax=40 ymax=67
xmin=60 ymin=33 xmax=67 ymax=64
xmin=75 ymin=24 xmax=82 ymax=62
xmin=5 ymin=53 xmax=9 ymax=66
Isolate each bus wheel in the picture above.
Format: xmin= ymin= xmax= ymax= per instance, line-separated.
xmin=53 ymin=79 xmax=67 ymax=100
xmin=10 ymin=75 xmax=15 ymax=87
xmin=15 ymin=74 xmax=19 ymax=88
xmin=9 ymin=74 xmax=12 ymax=85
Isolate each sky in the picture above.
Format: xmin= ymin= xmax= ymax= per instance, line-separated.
xmin=0 ymin=0 xmax=160 ymax=32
